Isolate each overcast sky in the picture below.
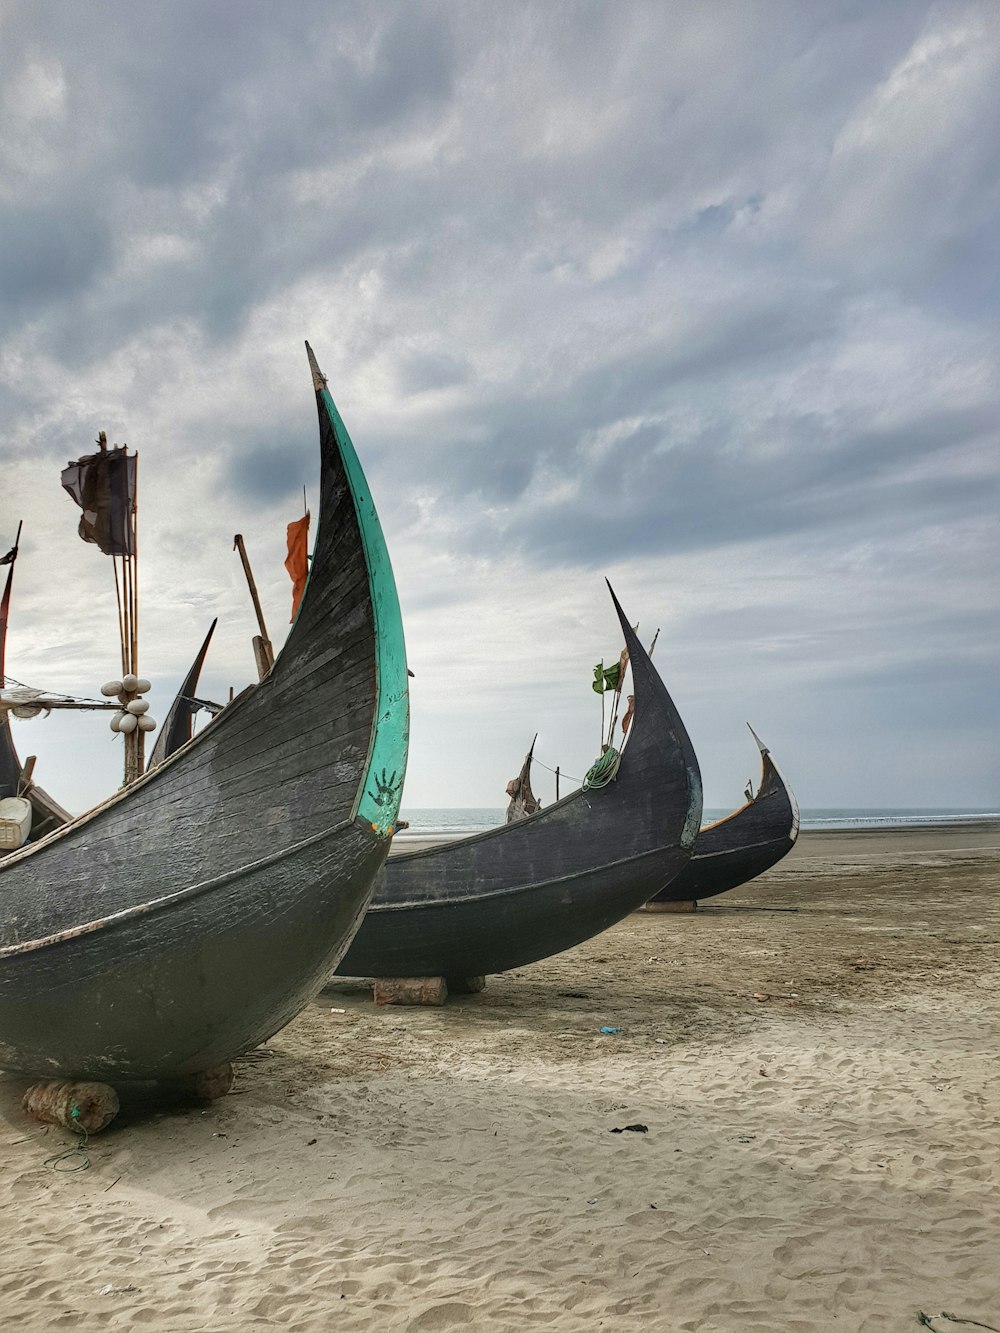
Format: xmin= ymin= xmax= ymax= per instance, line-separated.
xmin=1 ymin=0 xmax=997 ymax=815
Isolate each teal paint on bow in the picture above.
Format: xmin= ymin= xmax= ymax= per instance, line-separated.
xmin=319 ymin=386 xmax=409 ymax=836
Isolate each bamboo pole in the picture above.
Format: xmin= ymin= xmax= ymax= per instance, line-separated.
xmin=131 ymin=454 xmax=144 ymax=774
xmin=233 ymin=534 xmax=275 ymax=679
xmin=599 ymin=668 xmax=605 ymax=750
xmin=112 ymin=555 xmax=127 ymax=676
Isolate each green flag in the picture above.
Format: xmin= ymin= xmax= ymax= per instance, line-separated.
xmin=592 ymin=662 xmax=622 ymax=693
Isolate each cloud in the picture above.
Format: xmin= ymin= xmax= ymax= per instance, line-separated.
xmin=0 ymin=0 xmax=996 ymax=813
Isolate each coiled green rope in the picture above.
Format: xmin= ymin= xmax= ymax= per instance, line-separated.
xmin=43 ymin=1105 xmax=91 ymax=1173
xmin=583 ymin=747 xmax=621 ymax=790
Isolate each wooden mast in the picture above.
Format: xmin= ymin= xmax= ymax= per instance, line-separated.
xmin=120 ymin=445 xmax=138 ymax=785
xmin=101 ymin=433 xmax=142 ymax=787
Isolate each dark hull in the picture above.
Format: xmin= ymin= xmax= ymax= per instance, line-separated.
xmin=0 ymin=565 xmax=71 ymax=839
xmin=0 ymin=716 xmax=22 ymax=807
xmin=649 ymin=743 xmax=798 ymax=903
xmin=337 ymin=592 xmax=702 ymax=980
xmin=146 ymin=618 xmax=217 ymax=770
xmin=0 ymin=352 xmax=408 ymax=1081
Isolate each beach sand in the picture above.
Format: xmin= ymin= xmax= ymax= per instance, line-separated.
xmin=1 ymin=822 xmax=998 ymax=1330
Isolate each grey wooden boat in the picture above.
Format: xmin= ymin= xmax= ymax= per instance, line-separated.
xmin=647 ymin=729 xmax=799 ymax=904
xmin=335 ymin=588 xmax=702 ymax=982
xmin=0 ymin=344 xmax=409 ymax=1082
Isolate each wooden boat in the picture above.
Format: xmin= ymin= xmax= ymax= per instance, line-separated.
xmin=335 ymin=589 xmax=702 ymax=981
xmin=0 ymin=553 xmax=72 ymax=843
xmin=646 ymin=728 xmax=799 ymax=905
xmin=0 ymin=344 xmax=409 ymax=1082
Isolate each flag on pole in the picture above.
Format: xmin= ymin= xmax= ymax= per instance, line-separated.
xmin=61 ymin=447 xmax=136 ymax=556
xmin=285 ymin=512 xmax=310 ymax=622
xmin=592 ymin=661 xmax=622 ymax=693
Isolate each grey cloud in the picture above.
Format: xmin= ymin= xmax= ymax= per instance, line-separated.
xmin=0 ymin=206 xmax=112 ymax=326
xmin=0 ymin=0 xmax=997 ymax=810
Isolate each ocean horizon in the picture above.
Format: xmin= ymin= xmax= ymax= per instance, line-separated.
xmin=394 ymin=806 xmax=1000 ymax=840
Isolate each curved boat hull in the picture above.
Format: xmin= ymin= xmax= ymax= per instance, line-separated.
xmin=648 ymin=739 xmax=798 ymax=904
xmin=0 ymin=820 xmax=380 ymax=1079
xmin=0 ymin=347 xmax=409 ymax=1081
xmin=337 ymin=591 xmax=702 ymax=980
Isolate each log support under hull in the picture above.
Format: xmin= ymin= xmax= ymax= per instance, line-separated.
xmin=374 ymin=977 xmax=447 ymax=1006
xmin=22 ymin=1079 xmax=120 ymax=1134
xmin=641 ymin=899 xmax=698 ymax=913
xmin=22 ymin=1063 xmax=236 ymax=1136
xmin=444 ymin=976 xmax=487 ymax=994
xmin=370 ymin=975 xmax=488 ymax=1005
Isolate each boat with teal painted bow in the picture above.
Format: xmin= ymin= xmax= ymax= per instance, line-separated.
xmin=0 ymin=344 xmax=408 ymax=1083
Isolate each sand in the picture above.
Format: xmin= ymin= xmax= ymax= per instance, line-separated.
xmin=2 ymin=821 xmax=998 ymax=1331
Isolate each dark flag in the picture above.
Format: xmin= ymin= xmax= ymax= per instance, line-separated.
xmin=0 ymin=547 xmax=15 ymax=567
xmin=61 ymin=447 xmax=136 ymax=557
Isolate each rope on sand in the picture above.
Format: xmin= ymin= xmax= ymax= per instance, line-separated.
xmin=43 ymin=1113 xmax=91 ymax=1173
xmin=918 ymin=1313 xmax=1000 ymax=1331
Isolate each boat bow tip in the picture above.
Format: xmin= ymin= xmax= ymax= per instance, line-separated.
xmin=747 ymin=723 xmax=769 ymax=755
xmin=604 ymin=581 xmax=640 ymax=653
xmin=304 ymin=341 xmax=329 ymax=393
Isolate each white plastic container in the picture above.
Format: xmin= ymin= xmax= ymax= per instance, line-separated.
xmin=0 ymin=796 xmax=32 ymax=851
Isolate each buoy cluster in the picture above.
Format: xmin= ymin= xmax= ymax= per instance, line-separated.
xmin=101 ymin=673 xmax=157 ymax=735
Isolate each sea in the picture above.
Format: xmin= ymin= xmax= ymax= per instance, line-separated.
xmin=394 ymin=806 xmax=1000 ymax=841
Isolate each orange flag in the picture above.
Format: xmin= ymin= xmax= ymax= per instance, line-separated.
xmin=285 ymin=513 xmax=310 ymax=622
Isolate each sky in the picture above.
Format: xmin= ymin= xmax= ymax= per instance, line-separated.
xmin=0 ymin=0 xmax=997 ymax=816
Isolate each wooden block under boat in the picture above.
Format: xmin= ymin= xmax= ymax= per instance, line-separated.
xmin=642 ymin=899 xmax=698 ymax=913
xmin=445 ymin=976 xmax=487 ymax=994
xmin=373 ymin=977 xmax=448 ymax=1006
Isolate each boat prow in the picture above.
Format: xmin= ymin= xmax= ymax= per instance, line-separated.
xmin=335 ymin=583 xmax=702 ymax=981
xmin=646 ymin=724 xmax=799 ymax=905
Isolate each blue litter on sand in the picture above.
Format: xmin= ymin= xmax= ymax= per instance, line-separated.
xmin=600 ymin=1026 xmax=623 ymax=1035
